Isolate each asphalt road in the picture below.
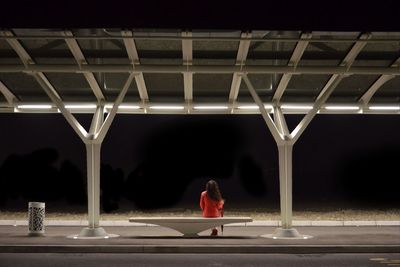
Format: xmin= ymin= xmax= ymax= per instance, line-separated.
xmin=0 ymin=253 xmax=399 ymax=267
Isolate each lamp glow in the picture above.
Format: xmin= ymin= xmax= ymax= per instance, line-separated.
xmin=149 ymin=105 xmax=185 ymax=110
xmin=17 ymin=105 xmax=53 ymax=109
xmin=368 ymin=106 xmax=400 ymax=110
xmin=118 ymin=105 xmax=141 ymax=109
xmin=193 ymin=106 xmax=228 ymax=110
xmin=65 ymin=104 xmax=97 ymax=109
xmin=237 ymin=105 xmax=273 ymax=110
xmin=325 ymin=106 xmax=360 ymax=110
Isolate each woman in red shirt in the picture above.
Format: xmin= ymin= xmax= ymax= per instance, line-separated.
xmin=200 ymin=180 xmax=224 ymax=236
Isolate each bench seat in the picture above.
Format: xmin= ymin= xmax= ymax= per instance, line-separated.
xmin=129 ymin=216 xmax=253 ymax=237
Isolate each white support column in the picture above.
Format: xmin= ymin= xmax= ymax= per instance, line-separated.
xmin=243 ymin=33 xmax=370 ymax=239
xmin=85 ymin=142 xmax=101 ymax=229
xmin=243 ymin=75 xmax=310 ymax=239
xmin=277 ymin=143 xmax=293 ymax=229
xmin=34 ymin=65 xmax=134 ymax=239
xmin=76 ymin=74 xmax=134 ymax=239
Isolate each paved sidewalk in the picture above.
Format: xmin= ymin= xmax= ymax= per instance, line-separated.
xmin=0 ymin=225 xmax=399 ymax=254
xmin=1 ymin=220 xmax=399 ymax=227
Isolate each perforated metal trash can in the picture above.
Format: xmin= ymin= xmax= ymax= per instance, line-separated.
xmin=28 ymin=202 xmax=45 ymax=236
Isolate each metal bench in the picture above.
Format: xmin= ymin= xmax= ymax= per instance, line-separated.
xmin=129 ymin=217 xmax=253 ymax=237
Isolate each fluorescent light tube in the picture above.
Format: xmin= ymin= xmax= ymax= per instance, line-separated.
xmin=237 ymin=105 xmax=273 ymax=110
xmin=65 ymin=104 xmax=97 ymax=109
xmin=17 ymin=105 xmax=53 ymax=109
xmin=325 ymin=106 xmax=359 ymax=110
xmin=368 ymin=106 xmax=400 ymax=110
xmin=118 ymin=105 xmax=141 ymax=109
xmin=193 ymin=106 xmax=228 ymax=110
xmin=149 ymin=106 xmax=185 ymax=110
xmin=237 ymin=105 xmax=259 ymax=109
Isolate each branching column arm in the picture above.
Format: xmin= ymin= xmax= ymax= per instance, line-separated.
xmin=289 ymin=32 xmax=371 ymax=144
xmin=359 ymin=56 xmax=400 ymax=105
xmin=1 ymin=30 xmax=88 ymax=140
xmin=0 ymin=80 xmax=17 ymax=105
xmin=242 ymin=74 xmax=284 ymax=143
xmin=33 ymin=73 xmax=89 ymax=141
xmin=273 ymin=105 xmax=290 ymax=137
xmin=89 ymin=104 xmax=105 ymax=135
xmin=95 ymin=73 xmax=135 ymax=143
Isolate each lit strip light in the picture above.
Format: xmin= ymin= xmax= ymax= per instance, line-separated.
xmin=149 ymin=105 xmax=185 ymax=110
xmin=65 ymin=104 xmax=97 ymax=109
xmin=325 ymin=106 xmax=360 ymax=110
xmin=368 ymin=106 xmax=400 ymax=110
xmin=237 ymin=105 xmax=273 ymax=110
xmin=105 ymin=104 xmax=141 ymax=110
xmin=281 ymin=105 xmax=313 ymax=110
xmin=193 ymin=106 xmax=229 ymax=110
xmin=17 ymin=105 xmax=53 ymax=109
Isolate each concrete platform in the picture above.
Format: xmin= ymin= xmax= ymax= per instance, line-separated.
xmin=0 ymin=225 xmax=399 ymax=254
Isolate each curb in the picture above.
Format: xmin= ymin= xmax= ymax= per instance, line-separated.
xmin=1 ymin=220 xmax=399 ymax=227
xmin=1 ymin=244 xmax=399 ymax=254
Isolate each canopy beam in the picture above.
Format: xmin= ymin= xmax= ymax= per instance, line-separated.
xmin=122 ymin=30 xmax=149 ymax=102
xmin=182 ymin=31 xmax=193 ymax=110
xmin=273 ymin=32 xmax=311 ymax=102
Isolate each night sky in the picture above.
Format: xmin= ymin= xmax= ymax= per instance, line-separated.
xmin=0 ymin=113 xmax=399 ymax=212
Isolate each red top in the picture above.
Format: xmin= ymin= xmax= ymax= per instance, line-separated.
xmin=200 ymin=191 xmax=224 ymax=218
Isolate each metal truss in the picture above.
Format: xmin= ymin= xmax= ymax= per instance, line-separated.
xmin=122 ymin=30 xmax=149 ymax=102
xmin=229 ymin=32 xmax=251 ymax=104
xmin=0 ymin=80 xmax=17 ymax=105
xmin=1 ymin=34 xmax=400 ymax=44
xmin=63 ymin=31 xmax=105 ymax=101
xmin=359 ymin=56 xmax=400 ymax=105
xmin=182 ymin=31 xmax=193 ymax=107
xmin=240 ymin=32 xmax=372 ymax=239
xmin=273 ymin=32 xmax=312 ymax=102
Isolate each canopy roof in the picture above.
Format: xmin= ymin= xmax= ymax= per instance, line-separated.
xmin=0 ymin=29 xmax=399 ymax=114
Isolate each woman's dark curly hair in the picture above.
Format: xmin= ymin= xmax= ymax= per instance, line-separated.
xmin=206 ymin=179 xmax=223 ymax=202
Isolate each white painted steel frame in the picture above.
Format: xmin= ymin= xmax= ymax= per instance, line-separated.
xmin=36 ymin=72 xmax=135 ymax=238
xmin=3 ymin=29 xmax=136 ymax=237
xmin=229 ymin=32 xmax=251 ymax=103
xmin=2 ymin=34 xmax=400 ymax=43
xmin=1 ymin=29 xmax=399 ymax=240
xmin=122 ymin=30 xmax=149 ymax=102
xmin=273 ymin=32 xmax=311 ymax=102
xmin=4 ymin=101 xmax=399 ymax=114
xmin=182 ymin=31 xmax=193 ymax=111
xmin=359 ymin=56 xmax=400 ymax=105
xmin=3 ymin=64 xmax=400 ymax=75
xmin=0 ymin=80 xmax=17 ymax=105
xmin=63 ymin=31 xmax=105 ymax=101
xmin=241 ymin=33 xmax=371 ymax=238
